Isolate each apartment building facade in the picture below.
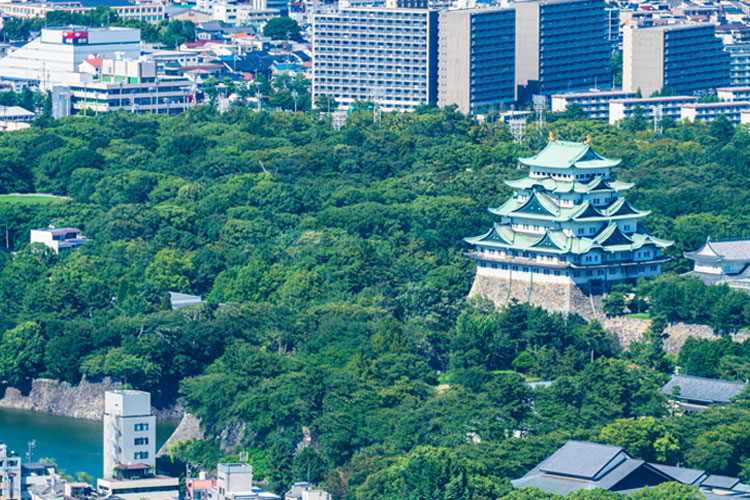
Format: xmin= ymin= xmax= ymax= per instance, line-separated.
xmin=312 ymin=7 xmax=438 ymax=111
xmin=608 ymin=95 xmax=698 ymax=123
xmin=437 ymin=7 xmax=515 ymax=113
xmin=514 ymin=0 xmax=611 ymax=100
xmin=623 ymin=23 xmax=730 ymax=96
xmin=550 ymin=90 xmax=635 ymax=120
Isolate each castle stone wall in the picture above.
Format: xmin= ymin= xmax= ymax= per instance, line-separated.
xmin=469 ymin=272 xmax=750 ymax=352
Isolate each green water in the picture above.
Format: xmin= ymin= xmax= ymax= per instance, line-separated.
xmin=0 ymin=407 xmax=178 ymax=479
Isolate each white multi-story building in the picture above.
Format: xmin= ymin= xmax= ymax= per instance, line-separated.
xmin=63 ymin=58 xmax=195 ymax=116
xmin=0 ymin=443 xmax=22 ymax=500
xmin=0 ymin=2 xmax=164 ymax=23
xmin=209 ymin=464 xmax=280 ymax=500
xmin=312 ymin=7 xmax=439 ymax=112
xmin=608 ymin=95 xmax=698 ymax=124
xmin=716 ymin=86 xmax=750 ymax=101
xmin=98 ymin=468 xmax=179 ymax=500
xmin=103 ymin=390 xmax=156 ymax=479
xmin=551 ymin=90 xmax=635 ymax=120
xmin=30 ymin=227 xmax=91 ymax=254
xmin=0 ymin=27 xmax=140 ymax=89
xmin=681 ymin=101 xmax=750 ymax=124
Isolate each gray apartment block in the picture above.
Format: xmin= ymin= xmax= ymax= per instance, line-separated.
xmin=438 ymin=7 xmax=515 ymax=114
xmin=514 ymin=0 xmax=611 ymax=101
xmin=312 ymin=7 xmax=438 ymax=112
xmin=727 ymin=43 xmax=750 ymax=86
xmin=623 ymin=23 xmax=729 ymax=96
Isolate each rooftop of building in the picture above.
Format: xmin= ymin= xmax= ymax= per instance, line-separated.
xmin=551 ymin=90 xmax=636 ymax=98
xmin=0 ymin=105 xmax=35 ymax=116
xmin=682 ymin=101 xmax=750 ymax=109
xmin=32 ymin=227 xmax=81 ymax=235
xmin=629 ymin=20 xmax=716 ymax=31
xmin=659 ymin=374 xmax=746 ymax=403
xmin=513 ymin=440 xmax=750 ymax=497
xmin=684 ymin=237 xmax=750 ymax=262
xmin=610 ymin=96 xmax=699 ymax=104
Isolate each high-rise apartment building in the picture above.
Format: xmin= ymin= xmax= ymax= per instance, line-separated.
xmin=514 ymin=0 xmax=611 ymax=100
xmin=103 ymin=390 xmax=156 ymax=479
xmin=312 ymin=7 xmax=438 ymax=111
xmin=437 ymin=7 xmax=515 ymax=114
xmin=726 ymin=43 xmax=750 ymax=86
xmin=623 ymin=23 xmax=729 ymax=96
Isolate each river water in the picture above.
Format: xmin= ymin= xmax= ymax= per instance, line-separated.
xmin=0 ymin=407 xmax=178 ymax=479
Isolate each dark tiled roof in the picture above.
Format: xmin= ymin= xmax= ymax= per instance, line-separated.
xmin=538 ymin=441 xmax=623 ymax=479
xmin=659 ymin=374 xmax=746 ymax=404
xmin=650 ymin=463 xmax=706 ymax=485
xmin=597 ymin=459 xmax=646 ymax=490
xmin=702 ymin=475 xmax=741 ymax=490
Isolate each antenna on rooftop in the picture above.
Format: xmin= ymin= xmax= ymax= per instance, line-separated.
xmin=532 ymin=94 xmax=547 ymax=137
xmin=509 ymin=118 xmax=527 ymax=144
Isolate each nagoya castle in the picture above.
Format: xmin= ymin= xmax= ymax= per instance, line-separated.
xmin=465 ymin=136 xmax=672 ymax=318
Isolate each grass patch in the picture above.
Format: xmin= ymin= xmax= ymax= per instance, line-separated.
xmin=625 ymin=312 xmax=651 ymax=319
xmin=437 ymin=371 xmax=452 ymax=385
xmin=0 ymin=194 xmax=69 ymax=205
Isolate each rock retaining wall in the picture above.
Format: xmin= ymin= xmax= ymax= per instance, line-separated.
xmin=470 ymin=273 xmax=750 ymax=353
xmin=157 ymin=413 xmax=204 ymax=456
xmin=0 ymin=377 xmax=182 ymax=421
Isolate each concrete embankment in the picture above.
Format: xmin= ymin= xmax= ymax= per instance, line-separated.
xmin=0 ymin=376 xmax=182 ymax=421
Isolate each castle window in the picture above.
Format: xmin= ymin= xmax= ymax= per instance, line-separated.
xmin=586 ymin=270 xmax=593 ymax=276
xmin=574 ymin=271 xmax=581 ymax=277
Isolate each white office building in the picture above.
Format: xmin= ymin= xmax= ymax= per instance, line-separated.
xmin=103 ymin=390 xmax=156 ymax=479
xmin=0 ymin=443 xmax=22 ymax=500
xmin=210 ymin=464 xmax=280 ymax=500
xmin=313 ymin=7 xmax=439 ymax=111
xmin=0 ymin=27 xmax=140 ymax=89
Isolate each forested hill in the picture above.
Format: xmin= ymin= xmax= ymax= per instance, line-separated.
xmin=2 ymin=106 xmax=750 ymax=499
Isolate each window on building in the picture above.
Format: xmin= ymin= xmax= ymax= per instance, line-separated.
xmin=134 ymin=423 xmax=149 ymax=432
xmin=135 ymin=437 xmax=149 ymax=446
xmin=134 ymin=452 xmax=149 ymax=460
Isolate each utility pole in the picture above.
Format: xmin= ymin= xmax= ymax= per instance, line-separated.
xmin=653 ymin=105 xmax=663 ymax=133
xmin=26 ymin=440 xmax=36 ymax=463
xmin=509 ymin=118 xmax=527 ymax=144
xmin=291 ymin=90 xmax=298 ymax=112
xmin=533 ymin=94 xmax=547 ymax=137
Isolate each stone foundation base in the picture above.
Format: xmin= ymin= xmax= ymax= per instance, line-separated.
xmin=468 ymin=273 xmax=605 ymax=321
xmin=468 ymin=273 xmax=750 ymax=352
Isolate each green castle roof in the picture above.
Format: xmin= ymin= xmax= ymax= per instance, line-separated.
xmin=504 ymin=176 xmax=634 ymax=194
xmin=464 ymin=223 xmax=672 ymax=255
xmin=518 ymin=140 xmax=621 ymax=170
xmin=489 ymin=192 xmax=650 ymax=222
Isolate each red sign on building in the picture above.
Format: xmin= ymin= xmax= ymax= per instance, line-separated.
xmin=62 ymin=31 xmax=89 ymax=45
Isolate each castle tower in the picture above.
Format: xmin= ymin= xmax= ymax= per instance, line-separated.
xmin=103 ymin=390 xmax=156 ymax=479
xmin=465 ymin=138 xmax=672 ymax=318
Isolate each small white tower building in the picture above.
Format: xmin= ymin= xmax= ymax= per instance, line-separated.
xmin=103 ymin=390 xmax=156 ymax=479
